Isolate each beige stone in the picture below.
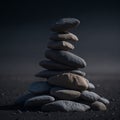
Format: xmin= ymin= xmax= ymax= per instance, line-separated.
xmin=48 ymin=73 xmax=88 ymax=91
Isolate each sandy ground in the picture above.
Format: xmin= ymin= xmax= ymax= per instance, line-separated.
xmin=0 ymin=73 xmax=120 ymax=120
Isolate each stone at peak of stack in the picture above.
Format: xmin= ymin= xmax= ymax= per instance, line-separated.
xmin=15 ymin=18 xmax=109 ymax=112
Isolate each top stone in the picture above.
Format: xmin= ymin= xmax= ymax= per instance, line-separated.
xmin=51 ymin=18 xmax=80 ymax=32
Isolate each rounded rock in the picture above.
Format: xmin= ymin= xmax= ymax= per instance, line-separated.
xmin=45 ymin=49 xmax=86 ymax=68
xmin=49 ymin=32 xmax=78 ymax=41
xmin=48 ymin=73 xmax=88 ymax=91
xmin=24 ymin=95 xmax=55 ymax=108
xmin=51 ymin=18 xmax=80 ymax=32
xmin=87 ymin=83 xmax=95 ymax=90
xmin=50 ymin=87 xmax=81 ymax=100
xmin=98 ymin=97 xmax=110 ymax=105
xmin=81 ymin=90 xmax=101 ymax=102
xmin=41 ymin=100 xmax=90 ymax=112
xmin=47 ymin=40 xmax=74 ymax=50
xmin=91 ymin=101 xmax=107 ymax=111
xmin=29 ymin=81 xmax=51 ymax=94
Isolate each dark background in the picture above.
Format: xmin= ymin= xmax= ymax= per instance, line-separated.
xmin=0 ymin=0 xmax=120 ymax=76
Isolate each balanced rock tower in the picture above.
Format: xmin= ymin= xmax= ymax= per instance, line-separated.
xmin=15 ymin=18 xmax=109 ymax=112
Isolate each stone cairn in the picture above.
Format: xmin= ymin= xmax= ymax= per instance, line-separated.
xmin=15 ymin=18 xmax=109 ymax=112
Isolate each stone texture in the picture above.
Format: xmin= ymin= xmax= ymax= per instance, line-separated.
xmin=24 ymin=95 xmax=55 ymax=108
xmin=47 ymin=40 xmax=74 ymax=50
xmin=98 ymin=97 xmax=110 ymax=105
xmin=50 ymin=87 xmax=81 ymax=100
xmin=35 ymin=70 xmax=86 ymax=78
xmin=49 ymin=32 xmax=78 ymax=41
xmin=81 ymin=90 xmax=100 ymax=102
xmin=39 ymin=60 xmax=75 ymax=70
xmin=51 ymin=18 xmax=80 ymax=32
xmin=48 ymin=73 xmax=88 ymax=91
xmin=88 ymin=83 xmax=95 ymax=90
xmin=45 ymin=49 xmax=86 ymax=68
xmin=91 ymin=101 xmax=107 ymax=111
xmin=28 ymin=81 xmax=51 ymax=94
xmin=41 ymin=100 xmax=90 ymax=112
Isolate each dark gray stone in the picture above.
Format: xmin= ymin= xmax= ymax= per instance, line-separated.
xmin=39 ymin=60 xmax=75 ymax=70
xmin=51 ymin=18 xmax=80 ymax=32
xmin=81 ymin=90 xmax=100 ymax=102
xmin=49 ymin=32 xmax=78 ymax=41
xmin=45 ymin=49 xmax=86 ymax=68
xmin=91 ymin=101 xmax=107 ymax=111
xmin=98 ymin=97 xmax=110 ymax=105
xmin=29 ymin=81 xmax=51 ymax=94
xmin=24 ymin=95 xmax=55 ymax=108
xmin=35 ymin=70 xmax=86 ymax=78
xmin=47 ymin=40 xmax=74 ymax=50
xmin=50 ymin=87 xmax=81 ymax=100
xmin=41 ymin=100 xmax=90 ymax=112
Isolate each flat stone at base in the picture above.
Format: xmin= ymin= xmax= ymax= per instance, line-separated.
xmin=47 ymin=40 xmax=74 ymax=50
xmin=15 ymin=93 xmax=35 ymax=106
xmin=98 ymin=97 xmax=110 ymax=105
xmin=29 ymin=81 xmax=51 ymax=94
xmin=50 ymin=87 xmax=81 ymax=100
xmin=41 ymin=100 xmax=90 ymax=112
xmin=91 ymin=101 xmax=107 ymax=111
xmin=49 ymin=32 xmax=78 ymax=41
xmin=48 ymin=73 xmax=88 ymax=91
xmin=81 ymin=90 xmax=100 ymax=102
xmin=35 ymin=70 xmax=86 ymax=78
xmin=45 ymin=49 xmax=86 ymax=68
xmin=24 ymin=95 xmax=55 ymax=108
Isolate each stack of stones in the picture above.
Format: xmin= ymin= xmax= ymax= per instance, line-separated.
xmin=15 ymin=18 xmax=109 ymax=112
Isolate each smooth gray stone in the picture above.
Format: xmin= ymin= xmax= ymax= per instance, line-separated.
xmin=88 ymin=83 xmax=95 ymax=90
xmin=51 ymin=18 xmax=80 ymax=32
xmin=98 ymin=97 xmax=110 ymax=105
xmin=48 ymin=73 xmax=88 ymax=91
xmin=45 ymin=50 xmax=86 ymax=68
xmin=24 ymin=95 xmax=55 ymax=108
xmin=39 ymin=60 xmax=75 ymax=70
xmin=35 ymin=70 xmax=86 ymax=78
xmin=47 ymin=40 xmax=75 ymax=50
xmin=50 ymin=87 xmax=81 ymax=100
xmin=91 ymin=101 xmax=107 ymax=111
xmin=29 ymin=81 xmax=51 ymax=94
xmin=15 ymin=93 xmax=35 ymax=106
xmin=49 ymin=32 xmax=78 ymax=41
xmin=81 ymin=90 xmax=100 ymax=102
xmin=41 ymin=100 xmax=90 ymax=112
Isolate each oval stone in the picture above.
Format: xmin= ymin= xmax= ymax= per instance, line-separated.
xmin=39 ymin=60 xmax=75 ymax=70
xmin=29 ymin=81 xmax=51 ymax=94
xmin=47 ymin=40 xmax=74 ymax=50
xmin=35 ymin=70 xmax=86 ymax=78
xmin=24 ymin=95 xmax=55 ymax=108
xmin=81 ymin=90 xmax=100 ymax=102
xmin=50 ymin=87 xmax=81 ymax=100
xmin=49 ymin=32 xmax=78 ymax=41
xmin=48 ymin=73 xmax=88 ymax=91
xmin=91 ymin=101 xmax=107 ymax=111
xmin=51 ymin=18 xmax=80 ymax=32
xmin=98 ymin=97 xmax=110 ymax=105
xmin=45 ymin=49 xmax=86 ymax=68
xmin=41 ymin=100 xmax=90 ymax=112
